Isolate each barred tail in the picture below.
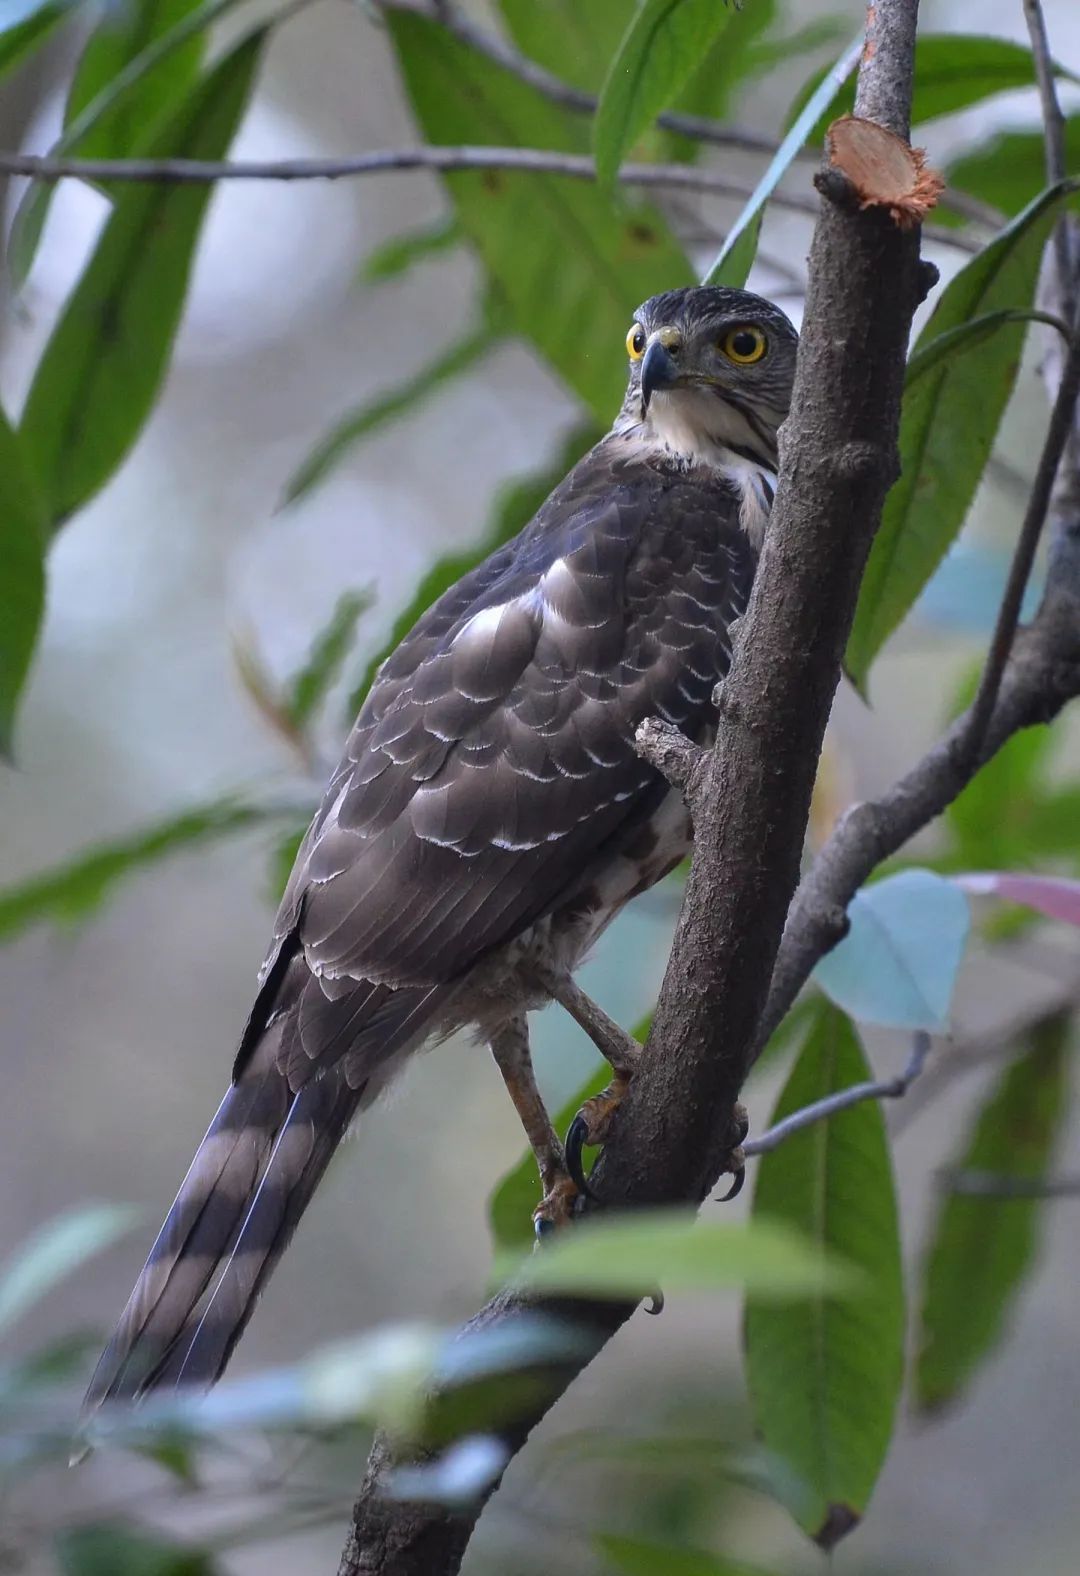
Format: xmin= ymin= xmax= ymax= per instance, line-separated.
xmin=83 ymin=1061 xmax=363 ymax=1408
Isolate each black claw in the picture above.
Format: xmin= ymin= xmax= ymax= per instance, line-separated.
xmin=645 ymin=1289 xmax=665 ymax=1316
xmin=565 ymin=1114 xmax=598 ymax=1199
xmin=720 ymin=1166 xmax=745 ymax=1203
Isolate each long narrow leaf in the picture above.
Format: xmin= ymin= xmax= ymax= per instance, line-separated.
xmin=8 ymin=0 xmax=243 ymax=288
xmin=704 ymin=33 xmax=861 ymax=286
xmin=358 ymin=215 xmax=463 ymax=284
xmin=593 ymin=0 xmax=737 ymax=189
xmin=846 ymin=180 xmax=1080 ymax=690
xmin=284 ymin=588 xmax=374 ymax=730
xmin=916 ymin=1015 xmax=1070 ymax=1412
xmin=0 ymin=0 xmax=69 ymax=81
xmin=282 ymin=322 xmax=498 ymax=507
xmin=0 ymin=403 xmax=46 ymax=757
xmin=745 ymin=1001 xmax=904 ymax=1547
xmin=0 ymin=799 xmax=276 ymax=942
xmin=19 ymin=31 xmax=265 ymax=530
xmin=0 ymin=1204 xmax=139 ymax=1335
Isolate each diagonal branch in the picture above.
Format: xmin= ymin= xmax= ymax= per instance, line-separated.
xmin=338 ymin=4 xmax=932 ymax=1573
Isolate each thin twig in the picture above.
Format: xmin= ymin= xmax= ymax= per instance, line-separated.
xmin=942 ymin=1168 xmax=1080 ymax=1199
xmin=960 ymin=304 xmax=1080 ymax=766
xmin=1023 ymin=0 xmax=1077 ymax=326
xmin=743 ymin=1033 xmax=930 ymax=1158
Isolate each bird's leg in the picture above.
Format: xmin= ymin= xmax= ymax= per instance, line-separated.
xmin=489 ymin=1015 xmax=579 ymax=1237
xmin=538 ymin=969 xmax=643 ymax=1196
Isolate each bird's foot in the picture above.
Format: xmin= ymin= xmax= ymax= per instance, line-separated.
xmin=532 ymin=1173 xmax=584 ymax=1240
xmin=719 ymin=1101 xmax=750 ymax=1202
xmin=565 ymin=1071 xmax=632 ymax=1196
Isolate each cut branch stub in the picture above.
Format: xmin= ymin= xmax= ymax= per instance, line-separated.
xmin=824 ymin=115 xmax=944 ymax=230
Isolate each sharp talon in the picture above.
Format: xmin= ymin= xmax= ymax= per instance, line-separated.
xmin=645 ymin=1289 xmax=664 ymax=1315
xmin=565 ymin=1114 xmax=598 ymax=1198
xmin=534 ymin=1214 xmax=557 ymax=1242
xmin=720 ymin=1165 xmax=745 ymax=1203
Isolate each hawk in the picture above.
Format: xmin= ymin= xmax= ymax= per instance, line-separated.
xmin=85 ymin=284 xmax=798 ymax=1407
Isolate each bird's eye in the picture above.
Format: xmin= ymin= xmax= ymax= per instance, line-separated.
xmin=626 ymin=324 xmax=647 ymax=361
xmin=721 ymin=326 xmax=767 ymax=365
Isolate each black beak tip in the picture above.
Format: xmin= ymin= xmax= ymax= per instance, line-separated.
xmin=640 ymin=340 xmax=678 ymax=412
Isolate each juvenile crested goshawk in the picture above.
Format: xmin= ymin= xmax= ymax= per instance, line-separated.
xmin=86 ymin=284 xmax=799 ymax=1406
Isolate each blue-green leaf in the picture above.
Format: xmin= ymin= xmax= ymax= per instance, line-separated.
xmin=916 ymin=1014 xmax=1071 ymax=1413
xmin=814 ymin=869 xmax=970 ymax=1031
xmin=703 ymin=32 xmax=860 ymax=286
xmin=745 ymin=1002 xmax=904 ymax=1547
xmin=846 ymin=180 xmax=1080 ymax=689
xmin=0 ymin=402 xmax=46 ymax=756
xmin=19 ymin=31 xmax=265 ymax=529
xmin=593 ymin=0 xmax=737 ymax=188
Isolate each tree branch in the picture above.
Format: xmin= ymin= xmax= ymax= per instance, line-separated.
xmin=338 ymin=4 xmax=934 ymax=1572
xmin=742 ymin=1033 xmax=930 ymax=1159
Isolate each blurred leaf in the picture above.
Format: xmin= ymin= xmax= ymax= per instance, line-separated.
xmin=0 ymin=1204 xmax=139 ymax=1335
xmin=597 ymin=1535 xmax=774 ymax=1576
xmin=8 ymin=0 xmax=237 ymax=288
xmin=814 ymin=870 xmax=969 ymax=1031
xmin=740 ymin=15 xmax=849 ymax=78
xmin=267 ymin=819 xmax=309 ymax=903
xmin=358 ymin=214 xmax=463 ymax=283
xmin=388 ymin=8 xmax=691 ymax=425
xmin=916 ymin=1014 xmax=1070 ymax=1413
xmin=0 ymin=402 xmax=46 ymax=757
xmin=0 ymin=0 xmax=69 ymax=79
xmin=791 ymin=34 xmax=1077 ymax=143
xmin=282 ymin=320 xmax=498 ymax=506
xmin=346 ymin=420 xmax=603 ymax=718
xmin=389 ymin=1434 xmax=509 ymax=1505
xmin=499 ymin=0 xmax=630 ymax=96
xmin=956 ymin=872 xmax=1080 ymax=927
xmin=593 ymin=0 xmax=736 ymax=188
xmin=950 ymin=116 xmax=1080 ymax=219
xmin=0 ymin=799 xmax=276 ymax=942
xmin=500 ymin=1209 xmax=854 ymax=1301
xmin=19 ymin=31 xmax=264 ymax=530
xmin=284 ymin=588 xmax=374 ymax=730
xmin=846 ymin=180 xmax=1080 ymax=690
xmin=488 ymin=1012 xmax=652 ymax=1253
xmin=663 ymin=0 xmax=780 ymax=147
xmin=745 ymin=1002 xmax=904 ymax=1547
xmin=56 ymin=1525 xmax=216 ymax=1576
xmin=703 ymin=31 xmax=860 ymax=286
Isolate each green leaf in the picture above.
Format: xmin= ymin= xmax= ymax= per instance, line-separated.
xmin=8 ymin=0 xmax=239 ymax=289
xmin=387 ymin=8 xmax=691 ymax=425
xmin=0 ymin=1 xmax=69 ymax=81
xmin=703 ymin=31 xmax=861 ymax=286
xmin=345 ymin=421 xmax=603 ymax=719
xmin=846 ymin=180 xmax=1080 ymax=690
xmin=745 ymin=1002 xmax=904 ymax=1547
xmin=19 ymin=30 xmax=264 ymax=530
xmin=596 ymin=1535 xmax=775 ymax=1576
xmin=0 ymin=1204 xmax=139 ymax=1335
xmin=813 ymin=869 xmax=970 ymax=1031
xmin=498 ymin=0 xmax=629 ymax=96
xmin=661 ymin=0 xmax=781 ymax=153
xmin=905 ymin=309 xmax=1069 ymax=389
xmin=358 ymin=215 xmax=463 ymax=284
xmin=56 ymin=1525 xmax=217 ymax=1576
xmin=67 ymin=0 xmax=206 ymax=158
xmin=500 ymin=1208 xmax=853 ymax=1302
xmin=916 ymin=1014 xmax=1071 ymax=1414
xmin=950 ymin=117 xmax=1080 ymax=219
xmin=0 ymin=799 xmax=274 ymax=943
xmin=282 ymin=321 xmax=498 ymax=506
xmin=284 ymin=588 xmax=374 ymax=730
xmin=0 ymin=402 xmax=47 ymax=757
xmin=593 ymin=0 xmax=737 ymax=189
xmin=792 ymin=34 xmax=1077 ymax=143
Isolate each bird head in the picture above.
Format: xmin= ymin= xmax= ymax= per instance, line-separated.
xmin=619 ymin=285 xmax=798 ymax=471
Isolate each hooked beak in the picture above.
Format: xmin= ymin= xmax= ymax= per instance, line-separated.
xmin=640 ymin=338 xmax=680 ymax=411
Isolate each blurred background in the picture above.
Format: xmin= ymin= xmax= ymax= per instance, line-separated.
xmin=1 ymin=0 xmax=1079 ymax=1571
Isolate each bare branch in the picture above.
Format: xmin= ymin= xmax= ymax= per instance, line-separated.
xmin=742 ymin=1033 xmax=930 ymax=1159
xmin=1023 ymin=0 xmax=1078 ymax=324
xmin=634 ymin=718 xmax=704 ymax=793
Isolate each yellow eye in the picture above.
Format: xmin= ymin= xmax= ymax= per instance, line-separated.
xmin=721 ymin=325 xmax=767 ymax=365
xmin=626 ymin=323 xmax=646 ymax=361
